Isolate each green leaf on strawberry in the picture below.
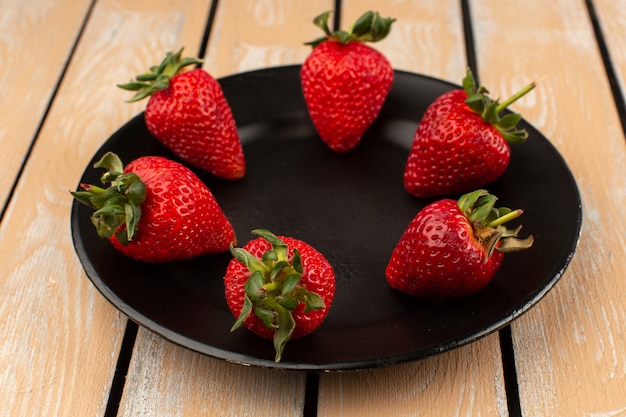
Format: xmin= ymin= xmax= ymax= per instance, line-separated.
xmin=462 ymin=68 xmax=536 ymax=144
xmin=71 ymin=152 xmax=146 ymax=244
xmin=117 ymin=48 xmax=203 ymax=102
xmin=458 ymin=189 xmax=534 ymax=259
xmin=226 ymin=229 xmax=334 ymax=362
xmin=305 ymin=10 xmax=396 ymax=48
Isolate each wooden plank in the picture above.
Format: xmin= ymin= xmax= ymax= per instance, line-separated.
xmin=0 ymin=0 xmax=92 ymax=210
xmin=205 ymin=0 xmax=334 ymax=78
xmin=319 ymin=337 xmax=507 ymax=417
xmin=318 ymin=1 xmax=508 ymax=416
xmin=120 ymin=329 xmax=307 ymax=416
xmin=471 ymin=0 xmax=626 ymax=415
xmin=116 ymin=1 xmax=332 ymax=416
xmin=0 ymin=1 xmax=212 ymax=416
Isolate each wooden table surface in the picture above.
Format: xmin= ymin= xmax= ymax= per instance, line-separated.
xmin=1 ymin=0 xmax=625 ymax=416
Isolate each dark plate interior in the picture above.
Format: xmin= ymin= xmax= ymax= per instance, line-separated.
xmin=71 ymin=65 xmax=582 ymax=371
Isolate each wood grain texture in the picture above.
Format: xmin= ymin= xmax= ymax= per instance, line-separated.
xmin=3 ymin=1 xmax=624 ymax=416
xmin=471 ymin=0 xmax=626 ymax=415
xmin=319 ymin=337 xmax=507 ymax=417
xmin=0 ymin=0 xmax=212 ymax=416
xmin=205 ymin=0 xmax=334 ymax=78
xmin=0 ymin=0 xmax=92 ymax=211
xmin=318 ymin=2 xmax=508 ymax=416
xmin=119 ymin=329 xmax=306 ymax=417
xmin=341 ymin=0 xmax=466 ymax=80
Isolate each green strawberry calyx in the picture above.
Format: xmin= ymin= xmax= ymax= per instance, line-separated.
xmin=117 ymin=47 xmax=203 ymax=102
xmin=305 ymin=10 xmax=396 ymax=48
xmin=462 ymin=68 xmax=536 ymax=144
xmin=457 ymin=189 xmax=534 ymax=261
xmin=70 ymin=152 xmax=146 ymax=245
xmin=230 ymin=229 xmax=325 ymax=362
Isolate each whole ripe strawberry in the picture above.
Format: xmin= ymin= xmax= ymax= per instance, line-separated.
xmin=404 ymin=69 xmax=536 ymax=198
xmin=118 ymin=48 xmax=245 ymax=180
xmin=301 ymin=11 xmax=395 ymax=153
xmin=385 ymin=190 xmax=534 ymax=297
xmin=71 ymin=152 xmax=236 ymax=263
xmin=224 ymin=229 xmax=335 ymax=362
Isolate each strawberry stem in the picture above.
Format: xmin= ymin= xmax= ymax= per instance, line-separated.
xmin=263 ymin=282 xmax=280 ymax=292
xmin=457 ymin=190 xmax=534 ymax=257
xmin=487 ymin=209 xmax=524 ymax=228
xmin=462 ymin=68 xmax=536 ymax=145
xmin=496 ymin=82 xmax=536 ymax=113
xmin=81 ymin=184 xmax=106 ymax=194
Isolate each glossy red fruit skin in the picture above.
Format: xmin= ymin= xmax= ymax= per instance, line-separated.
xmin=385 ymin=199 xmax=503 ymax=297
xmin=301 ymin=40 xmax=394 ymax=153
xmin=224 ymin=236 xmax=336 ymax=340
xmin=109 ymin=156 xmax=236 ymax=262
xmin=403 ymin=90 xmax=511 ymax=198
xmin=145 ymin=69 xmax=245 ymax=180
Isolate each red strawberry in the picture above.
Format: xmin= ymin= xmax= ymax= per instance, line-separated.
xmin=224 ymin=229 xmax=335 ymax=362
xmin=404 ymin=69 xmax=536 ymax=198
xmin=385 ymin=190 xmax=533 ymax=297
xmin=118 ymin=48 xmax=245 ymax=180
xmin=301 ymin=11 xmax=395 ymax=153
xmin=71 ymin=152 xmax=236 ymax=262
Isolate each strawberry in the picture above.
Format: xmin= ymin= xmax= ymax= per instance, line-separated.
xmin=118 ymin=48 xmax=245 ymax=180
xmin=71 ymin=152 xmax=236 ymax=262
xmin=224 ymin=229 xmax=335 ymax=362
xmin=300 ymin=11 xmax=395 ymax=153
xmin=404 ymin=69 xmax=536 ymax=198
xmin=385 ymin=189 xmax=534 ymax=298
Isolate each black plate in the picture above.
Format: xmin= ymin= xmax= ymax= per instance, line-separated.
xmin=71 ymin=65 xmax=582 ymax=371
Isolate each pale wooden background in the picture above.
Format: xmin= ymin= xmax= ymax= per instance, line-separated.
xmin=0 ymin=0 xmax=624 ymax=416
